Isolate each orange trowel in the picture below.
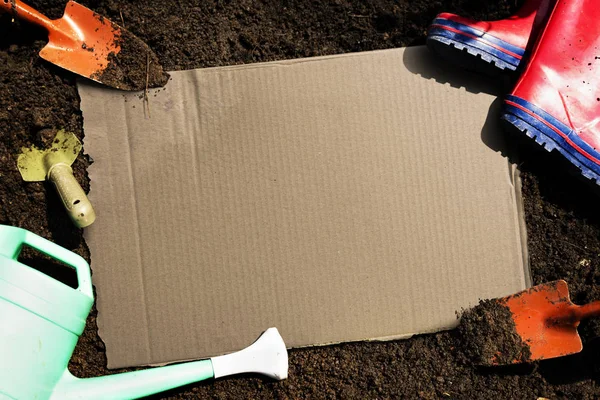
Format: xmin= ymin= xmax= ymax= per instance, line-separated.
xmin=1 ymin=0 xmax=168 ymax=90
xmin=482 ymin=280 xmax=600 ymax=365
xmin=17 ymin=130 xmax=95 ymax=228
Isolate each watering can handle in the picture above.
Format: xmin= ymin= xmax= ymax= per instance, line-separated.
xmin=21 ymin=230 xmax=94 ymax=299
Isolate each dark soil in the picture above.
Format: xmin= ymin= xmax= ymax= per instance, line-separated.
xmin=2 ymin=0 xmax=600 ymax=399
xmin=457 ymin=300 xmax=532 ymax=366
xmin=92 ymin=29 xmax=170 ymax=91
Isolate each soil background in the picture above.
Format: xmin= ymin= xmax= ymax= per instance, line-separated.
xmin=2 ymin=0 xmax=600 ymax=398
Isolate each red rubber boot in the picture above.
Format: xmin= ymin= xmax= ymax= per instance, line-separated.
xmin=502 ymin=0 xmax=600 ymax=183
xmin=427 ymin=0 xmax=552 ymax=75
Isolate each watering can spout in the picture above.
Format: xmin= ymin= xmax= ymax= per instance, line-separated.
xmin=211 ymin=326 xmax=289 ymax=381
xmin=51 ymin=328 xmax=288 ymax=400
xmin=51 ymin=361 xmax=214 ymax=400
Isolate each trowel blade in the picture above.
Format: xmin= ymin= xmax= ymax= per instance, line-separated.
xmin=17 ymin=147 xmax=47 ymax=182
xmin=16 ymin=130 xmax=82 ymax=182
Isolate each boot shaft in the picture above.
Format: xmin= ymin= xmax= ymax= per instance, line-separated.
xmin=513 ymin=0 xmax=600 ymax=148
xmin=503 ymin=0 xmax=600 ymax=184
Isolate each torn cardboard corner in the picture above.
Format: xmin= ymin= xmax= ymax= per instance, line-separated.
xmin=79 ymin=46 xmax=529 ymax=369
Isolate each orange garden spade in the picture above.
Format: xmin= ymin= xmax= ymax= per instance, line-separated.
xmin=1 ymin=0 xmax=168 ymax=90
xmin=486 ymin=280 xmax=600 ymax=365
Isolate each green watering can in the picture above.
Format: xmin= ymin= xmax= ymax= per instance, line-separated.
xmin=0 ymin=225 xmax=288 ymax=400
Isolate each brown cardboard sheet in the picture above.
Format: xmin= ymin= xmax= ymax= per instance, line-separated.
xmin=79 ymin=46 xmax=529 ymax=368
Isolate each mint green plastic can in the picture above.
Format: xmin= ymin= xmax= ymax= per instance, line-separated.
xmin=0 ymin=224 xmax=94 ymax=400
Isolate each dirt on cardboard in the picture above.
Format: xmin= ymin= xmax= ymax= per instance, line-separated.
xmin=91 ymin=29 xmax=170 ymax=91
xmin=1 ymin=0 xmax=600 ymax=398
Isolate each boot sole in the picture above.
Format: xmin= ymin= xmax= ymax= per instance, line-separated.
xmin=427 ymin=18 xmax=524 ymax=76
xmin=502 ymin=95 xmax=600 ymax=184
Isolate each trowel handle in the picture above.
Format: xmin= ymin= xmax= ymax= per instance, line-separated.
xmin=576 ymin=301 xmax=600 ymax=321
xmin=0 ymin=0 xmax=54 ymax=31
xmin=48 ymin=163 xmax=96 ymax=228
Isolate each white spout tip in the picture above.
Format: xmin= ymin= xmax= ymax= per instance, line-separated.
xmin=211 ymin=327 xmax=288 ymax=381
xmin=258 ymin=328 xmax=289 ymax=380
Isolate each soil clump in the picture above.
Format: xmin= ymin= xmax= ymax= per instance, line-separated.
xmin=457 ymin=300 xmax=532 ymax=366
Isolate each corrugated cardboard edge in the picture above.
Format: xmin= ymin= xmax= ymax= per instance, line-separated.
xmin=142 ymin=333 xmax=419 ymax=368
xmin=79 ymin=89 xmax=151 ymax=369
xmin=512 ymin=164 xmax=531 ymax=288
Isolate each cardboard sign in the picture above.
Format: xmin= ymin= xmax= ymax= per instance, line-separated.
xmin=80 ymin=46 xmax=529 ymax=368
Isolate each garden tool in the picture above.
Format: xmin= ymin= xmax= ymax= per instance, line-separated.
xmin=480 ymin=280 xmax=600 ymax=366
xmin=0 ymin=0 xmax=167 ymax=91
xmin=502 ymin=0 xmax=600 ymax=184
xmin=17 ymin=130 xmax=95 ymax=228
xmin=0 ymin=224 xmax=288 ymax=400
xmin=427 ymin=0 xmax=553 ymax=75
